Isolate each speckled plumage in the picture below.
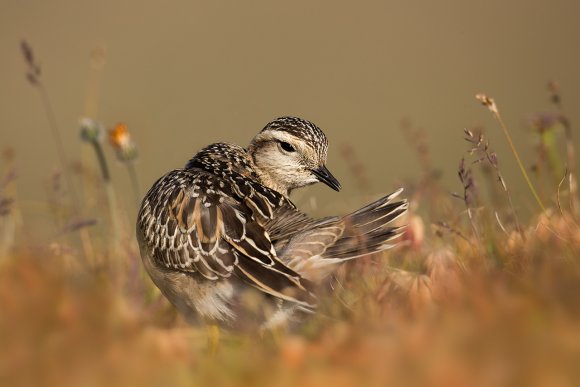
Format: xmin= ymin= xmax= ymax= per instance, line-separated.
xmin=137 ymin=117 xmax=408 ymax=328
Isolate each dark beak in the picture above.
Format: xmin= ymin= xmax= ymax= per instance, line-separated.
xmin=312 ymin=165 xmax=341 ymax=191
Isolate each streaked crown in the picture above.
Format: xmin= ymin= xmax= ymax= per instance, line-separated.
xmin=260 ymin=116 xmax=329 ymax=159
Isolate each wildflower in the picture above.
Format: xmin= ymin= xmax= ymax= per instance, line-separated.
xmin=109 ymin=123 xmax=138 ymax=162
xmin=475 ymin=93 xmax=498 ymax=114
xmin=79 ymin=117 xmax=110 ymax=182
xmin=475 ymin=93 xmax=545 ymax=211
xmin=401 ymin=213 xmax=424 ymax=249
xmin=383 ymin=269 xmax=433 ymax=314
xmin=424 ymin=249 xmax=461 ymax=303
xmin=79 ymin=117 xmax=104 ymax=144
xmin=20 ymin=40 xmax=41 ymax=85
xmin=108 ymin=123 xmax=141 ymax=205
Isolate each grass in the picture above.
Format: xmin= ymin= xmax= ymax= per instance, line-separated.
xmin=2 ymin=211 xmax=580 ymax=386
xmin=1 ymin=42 xmax=579 ymax=386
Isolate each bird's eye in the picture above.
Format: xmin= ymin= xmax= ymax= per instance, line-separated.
xmin=279 ymin=141 xmax=296 ymax=153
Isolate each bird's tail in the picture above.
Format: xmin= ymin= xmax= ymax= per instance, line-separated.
xmin=283 ymin=189 xmax=408 ymax=281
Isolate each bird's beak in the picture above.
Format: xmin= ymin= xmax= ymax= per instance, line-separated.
xmin=312 ymin=165 xmax=341 ymax=191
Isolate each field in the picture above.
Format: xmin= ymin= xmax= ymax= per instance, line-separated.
xmin=1 ymin=45 xmax=579 ymax=387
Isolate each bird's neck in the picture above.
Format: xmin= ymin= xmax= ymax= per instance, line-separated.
xmin=251 ymin=166 xmax=291 ymax=197
xmin=247 ymin=143 xmax=295 ymax=197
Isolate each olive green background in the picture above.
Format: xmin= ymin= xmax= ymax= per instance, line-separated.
xmin=1 ymin=0 xmax=579 ymax=236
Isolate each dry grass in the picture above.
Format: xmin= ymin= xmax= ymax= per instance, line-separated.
xmin=1 ymin=211 xmax=580 ymax=386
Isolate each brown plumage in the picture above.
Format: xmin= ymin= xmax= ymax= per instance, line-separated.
xmin=137 ymin=117 xmax=408 ymax=328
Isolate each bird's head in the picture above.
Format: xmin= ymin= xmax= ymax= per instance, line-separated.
xmin=247 ymin=116 xmax=341 ymax=196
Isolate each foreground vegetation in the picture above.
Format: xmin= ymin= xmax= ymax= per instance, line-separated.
xmin=2 ymin=192 xmax=580 ymax=386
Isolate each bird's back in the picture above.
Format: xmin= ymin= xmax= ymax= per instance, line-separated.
xmin=136 ymin=143 xmax=319 ymax=324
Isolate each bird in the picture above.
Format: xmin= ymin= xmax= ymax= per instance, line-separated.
xmin=136 ymin=116 xmax=408 ymax=330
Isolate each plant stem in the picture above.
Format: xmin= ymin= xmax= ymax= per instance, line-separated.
xmin=37 ymin=83 xmax=96 ymax=265
xmin=493 ymin=111 xmax=546 ymax=212
xmin=92 ymin=142 xmax=110 ymax=182
xmin=90 ymin=140 xmax=121 ymax=261
xmin=38 ymin=84 xmax=79 ymax=211
xmin=126 ymin=161 xmax=141 ymax=208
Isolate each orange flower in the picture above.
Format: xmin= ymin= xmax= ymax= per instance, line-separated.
xmin=109 ymin=123 xmax=130 ymax=149
xmin=108 ymin=123 xmax=137 ymax=162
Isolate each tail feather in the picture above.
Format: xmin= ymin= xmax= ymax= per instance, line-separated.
xmin=325 ymin=226 xmax=406 ymax=259
xmin=346 ymin=201 xmax=407 ymax=235
xmin=349 ymin=188 xmax=404 ymax=216
xmin=324 ymin=201 xmax=408 ymax=259
xmin=281 ymin=189 xmax=408 ymax=280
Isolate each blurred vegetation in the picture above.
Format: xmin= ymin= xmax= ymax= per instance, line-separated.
xmin=0 ymin=42 xmax=579 ymax=387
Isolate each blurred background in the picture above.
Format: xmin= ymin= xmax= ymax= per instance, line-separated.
xmin=1 ymin=0 xmax=579 ymax=237
xmin=2 ymin=2 xmax=580 ymax=386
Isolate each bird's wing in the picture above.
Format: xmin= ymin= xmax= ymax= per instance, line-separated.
xmin=137 ymin=169 xmax=317 ymax=308
xmin=321 ymin=189 xmax=408 ymax=259
xmin=278 ymin=189 xmax=408 ymax=280
xmin=262 ymin=204 xmax=322 ymax=248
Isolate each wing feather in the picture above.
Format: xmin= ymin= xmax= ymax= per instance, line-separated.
xmin=274 ymin=191 xmax=408 ymax=280
xmin=137 ymin=168 xmax=316 ymax=307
